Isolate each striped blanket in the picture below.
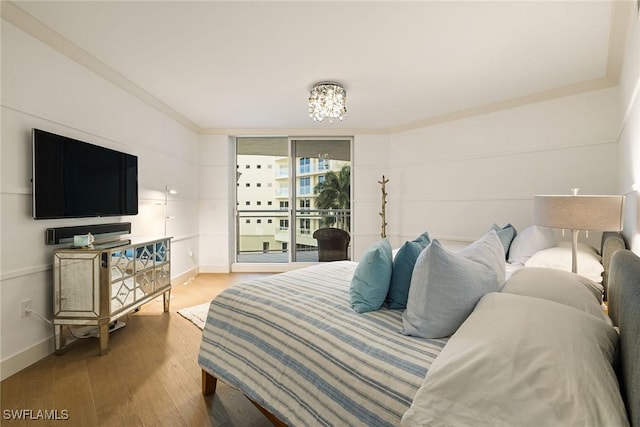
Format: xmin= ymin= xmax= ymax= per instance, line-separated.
xmin=198 ymin=261 xmax=447 ymax=426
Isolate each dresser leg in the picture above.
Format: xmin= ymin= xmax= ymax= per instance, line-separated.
xmin=54 ymin=325 xmax=67 ymax=355
xmin=163 ymin=289 xmax=171 ymax=312
xmin=98 ymin=319 xmax=110 ymax=355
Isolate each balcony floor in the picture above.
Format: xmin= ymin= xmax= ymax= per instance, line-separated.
xmin=236 ymin=249 xmax=351 ymax=263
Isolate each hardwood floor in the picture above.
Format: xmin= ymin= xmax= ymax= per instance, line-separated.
xmin=1 ymin=273 xmax=275 ymax=427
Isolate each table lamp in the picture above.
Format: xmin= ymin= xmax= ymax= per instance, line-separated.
xmin=533 ymin=189 xmax=624 ymax=273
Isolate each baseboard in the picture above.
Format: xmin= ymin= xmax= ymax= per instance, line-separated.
xmin=172 ymin=267 xmax=199 ymax=286
xmin=2 ymin=265 xmax=303 ymax=380
xmin=199 ymin=265 xmax=232 ymax=273
xmin=1 ymin=337 xmax=54 ymax=381
xmin=230 ymin=263 xmax=313 ymax=273
xmin=1 ymin=267 xmax=201 ymax=381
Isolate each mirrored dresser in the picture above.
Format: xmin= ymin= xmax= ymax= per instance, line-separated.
xmin=52 ymin=237 xmax=171 ymax=355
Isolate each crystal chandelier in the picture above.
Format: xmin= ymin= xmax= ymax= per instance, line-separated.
xmin=308 ymin=82 xmax=347 ymax=123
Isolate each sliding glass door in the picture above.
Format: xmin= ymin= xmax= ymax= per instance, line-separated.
xmin=236 ymin=137 xmax=352 ymax=263
xmin=291 ymin=139 xmax=351 ymax=262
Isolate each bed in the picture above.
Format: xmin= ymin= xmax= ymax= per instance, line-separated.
xmin=198 ymin=231 xmax=638 ymax=426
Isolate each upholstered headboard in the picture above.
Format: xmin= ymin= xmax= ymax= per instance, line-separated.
xmin=602 ymin=232 xmax=627 ymax=299
xmin=608 ymin=249 xmax=640 ymax=427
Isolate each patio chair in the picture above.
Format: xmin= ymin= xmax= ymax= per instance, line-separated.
xmin=313 ymin=228 xmax=350 ymax=262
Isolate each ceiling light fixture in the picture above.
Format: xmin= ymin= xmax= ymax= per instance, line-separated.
xmin=308 ymin=82 xmax=347 ymax=123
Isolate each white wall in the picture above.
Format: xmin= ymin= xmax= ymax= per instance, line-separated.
xmin=196 ymin=87 xmax=624 ymax=265
xmin=196 ymin=134 xmax=392 ymax=268
xmin=617 ymin=12 xmax=640 ymax=253
xmin=199 ymin=135 xmax=234 ymax=272
xmin=351 ymin=134 xmax=391 ymax=259
xmin=193 ymin=78 xmax=628 ymax=267
xmin=386 ymin=88 xmax=621 ymax=248
xmin=1 ymin=20 xmax=200 ymax=379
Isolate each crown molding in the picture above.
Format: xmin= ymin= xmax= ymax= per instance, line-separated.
xmin=199 ymin=127 xmax=390 ymax=136
xmin=607 ymin=0 xmax=637 ymax=82
xmin=389 ymin=77 xmax=617 ymax=134
xmin=1 ymin=1 xmax=201 ymax=133
xmin=2 ymin=1 xmax=634 ymax=137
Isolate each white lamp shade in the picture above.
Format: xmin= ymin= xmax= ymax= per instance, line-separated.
xmin=533 ymin=195 xmax=624 ymax=231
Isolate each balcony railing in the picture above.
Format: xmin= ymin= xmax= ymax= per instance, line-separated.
xmin=236 ymin=209 xmax=351 ymax=263
xmin=275 ymin=162 xmax=335 ymax=178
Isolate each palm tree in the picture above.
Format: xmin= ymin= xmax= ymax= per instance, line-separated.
xmin=314 ymin=165 xmax=351 ymax=231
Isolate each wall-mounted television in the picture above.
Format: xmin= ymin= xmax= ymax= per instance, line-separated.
xmin=32 ymin=129 xmax=138 ymax=220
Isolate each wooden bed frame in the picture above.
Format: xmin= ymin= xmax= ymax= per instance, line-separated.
xmin=202 ymin=373 xmax=287 ymax=427
xmin=201 ymin=233 xmax=639 ymax=427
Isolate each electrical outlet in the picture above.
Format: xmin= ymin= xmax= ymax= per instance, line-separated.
xmin=21 ymin=299 xmax=32 ymax=318
xmin=189 ymin=248 xmax=193 ymax=257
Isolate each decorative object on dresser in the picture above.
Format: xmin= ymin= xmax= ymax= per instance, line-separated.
xmin=533 ymin=188 xmax=624 ymax=273
xmin=52 ymin=237 xmax=171 ymax=355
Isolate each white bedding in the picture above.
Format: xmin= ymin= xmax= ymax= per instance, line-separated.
xmin=440 ymin=240 xmax=602 ymax=283
xmin=198 ymin=261 xmax=448 ymax=427
xmin=440 ymin=239 xmax=523 ymax=280
xmin=505 ymin=262 xmax=522 ymax=280
xmin=402 ymin=292 xmax=628 ymax=427
xmin=524 ymin=242 xmax=605 ymax=283
xmin=200 ymin=232 xmax=618 ymax=426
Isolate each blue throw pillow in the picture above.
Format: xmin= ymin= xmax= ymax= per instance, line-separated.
xmin=414 ymin=231 xmax=430 ymax=245
xmin=490 ymin=223 xmax=517 ymax=259
xmin=350 ymin=238 xmax=393 ymax=313
xmin=387 ymin=232 xmax=431 ymax=309
xmin=402 ymin=230 xmax=505 ymax=338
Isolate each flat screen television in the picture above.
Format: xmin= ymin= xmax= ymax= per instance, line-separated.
xmin=32 ymin=129 xmax=138 ymax=219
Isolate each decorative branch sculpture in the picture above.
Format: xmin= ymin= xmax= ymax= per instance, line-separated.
xmin=378 ymin=175 xmax=389 ymax=238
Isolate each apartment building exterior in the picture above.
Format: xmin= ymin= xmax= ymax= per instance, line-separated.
xmin=237 ymin=154 xmax=350 ymax=260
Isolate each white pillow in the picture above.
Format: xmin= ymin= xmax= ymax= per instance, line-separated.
xmin=507 ymin=225 xmax=555 ymax=265
xmin=402 ymin=231 xmax=505 ymax=339
xmin=501 ymin=267 xmax=609 ymax=323
xmin=524 ymin=241 xmax=604 ymax=283
xmin=402 ymin=293 xmax=627 ymax=427
xmin=392 ymin=248 xmax=400 ymax=259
